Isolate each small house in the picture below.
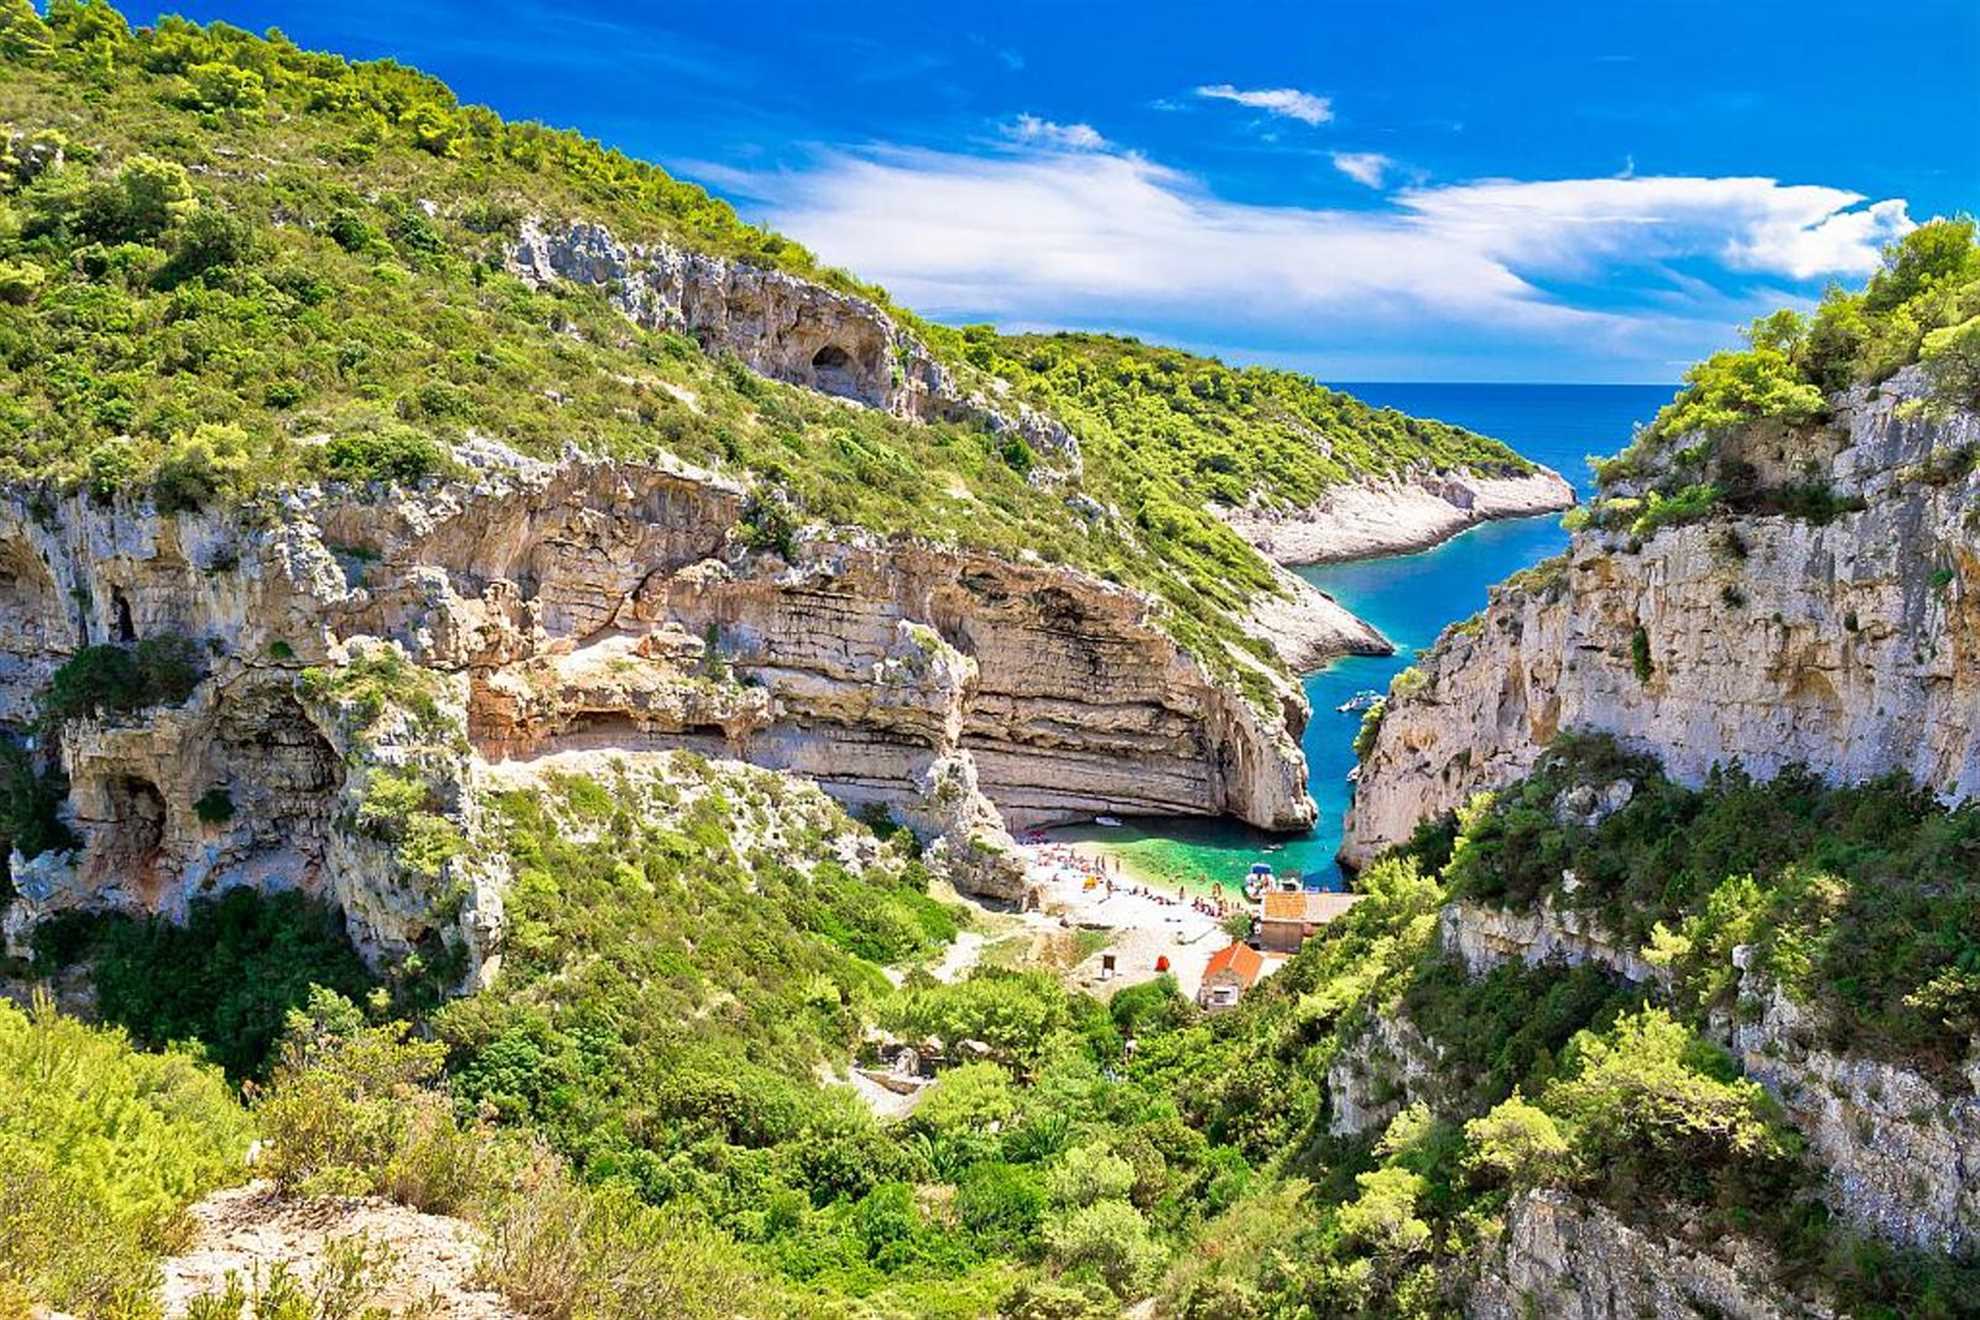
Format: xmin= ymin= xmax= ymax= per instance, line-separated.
xmin=1198 ymin=941 xmax=1264 ymax=1012
xmin=1257 ymin=890 xmax=1363 ymax=954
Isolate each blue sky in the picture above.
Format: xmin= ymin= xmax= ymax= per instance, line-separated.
xmin=175 ymin=1 xmax=1978 ymax=381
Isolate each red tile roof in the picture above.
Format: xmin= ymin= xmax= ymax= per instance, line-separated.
xmin=1203 ymin=941 xmax=1264 ymax=987
xmin=1261 ymin=891 xmax=1364 ymax=924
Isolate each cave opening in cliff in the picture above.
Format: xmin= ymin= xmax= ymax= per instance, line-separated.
xmin=113 ymin=589 xmax=135 ymax=643
xmin=105 ymin=774 xmax=167 ymax=861
xmin=810 ymin=344 xmax=862 ymax=400
xmin=0 ymin=540 xmax=63 ymax=655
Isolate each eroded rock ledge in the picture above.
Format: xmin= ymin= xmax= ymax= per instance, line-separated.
xmin=0 ymin=446 xmax=1316 ymax=963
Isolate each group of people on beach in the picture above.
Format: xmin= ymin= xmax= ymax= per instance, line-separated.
xmin=1021 ymin=832 xmax=1239 ymax=921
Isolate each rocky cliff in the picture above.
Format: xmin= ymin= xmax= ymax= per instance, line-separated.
xmin=1468 ymin=1188 xmax=1833 ymax=1320
xmin=1435 ymin=887 xmax=1979 ymax=1258
xmin=0 ymin=437 xmax=1324 ymax=964
xmin=1221 ymin=465 xmax=1577 ymax=566
xmin=508 ymin=218 xmax=1084 ymax=479
xmin=1344 ymin=367 xmax=1979 ymax=865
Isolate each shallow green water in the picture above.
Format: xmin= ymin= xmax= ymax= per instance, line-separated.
xmin=1085 ymin=382 xmax=1671 ymax=893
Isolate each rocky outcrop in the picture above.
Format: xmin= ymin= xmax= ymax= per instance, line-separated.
xmin=1438 ymin=898 xmax=1666 ymax=989
xmin=1344 ymin=370 xmax=1979 ymax=865
xmin=1725 ymin=970 xmax=1980 ymax=1257
xmin=1326 ymin=1007 xmax=1442 ymax=1136
xmin=1435 ymin=896 xmax=1980 ymax=1256
xmin=1467 ymin=1189 xmax=1832 ymax=1320
xmin=159 ymin=1181 xmax=520 ymax=1319
xmin=508 ymin=218 xmax=1081 ymax=478
xmin=1220 ymin=466 xmax=1576 ymax=566
xmin=1241 ymin=560 xmax=1390 ymax=669
xmin=0 ymin=443 xmax=1313 ymax=965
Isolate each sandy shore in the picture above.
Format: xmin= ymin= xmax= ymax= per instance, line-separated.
xmin=1009 ymin=837 xmax=1259 ymax=1001
xmin=1221 ymin=467 xmax=1576 ymax=567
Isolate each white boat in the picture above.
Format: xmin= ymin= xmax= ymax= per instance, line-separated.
xmin=1094 ymin=815 xmax=1123 ymax=828
xmin=1336 ymin=689 xmax=1383 ymax=714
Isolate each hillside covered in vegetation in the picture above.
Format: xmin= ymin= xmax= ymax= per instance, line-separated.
xmin=0 ymin=1 xmax=1542 ymax=702
xmin=13 ymin=733 xmax=1976 ymax=1318
xmin=1572 ymin=217 xmax=1979 ymax=539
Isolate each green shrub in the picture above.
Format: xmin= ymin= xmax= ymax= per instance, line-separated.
xmin=31 ymin=887 xmax=376 ymax=1081
xmin=192 ymin=785 xmax=234 ymax=823
xmin=1352 ymin=698 xmax=1386 ymax=761
xmin=257 ymin=988 xmax=481 ymax=1211
xmin=0 ymin=740 xmax=74 ymax=863
xmin=1629 ymin=626 xmax=1653 ymax=683
xmin=41 ymin=633 xmax=203 ymax=722
xmin=0 ymin=994 xmax=251 ymax=1315
xmin=317 ymin=422 xmax=451 ymax=484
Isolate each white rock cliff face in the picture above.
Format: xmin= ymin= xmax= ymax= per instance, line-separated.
xmin=1344 ymin=371 xmax=1979 ymax=865
xmin=0 ymin=448 xmax=1318 ymax=961
xmin=1220 ymin=466 xmax=1576 ymax=566
xmin=1467 ymin=1189 xmax=1833 ymax=1320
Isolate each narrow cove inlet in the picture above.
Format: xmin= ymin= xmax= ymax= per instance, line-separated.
xmin=1057 ymin=381 xmax=1675 ymax=891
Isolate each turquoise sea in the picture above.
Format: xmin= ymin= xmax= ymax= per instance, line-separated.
xmin=1059 ymin=382 xmax=1675 ymax=894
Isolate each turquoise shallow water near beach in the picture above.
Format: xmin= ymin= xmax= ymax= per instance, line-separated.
xmin=1085 ymin=383 xmax=1674 ymax=894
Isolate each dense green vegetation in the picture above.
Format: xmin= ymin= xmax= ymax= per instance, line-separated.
xmin=29 ymin=886 xmax=377 ymax=1080
xmin=0 ymin=992 xmax=252 ymax=1316
xmin=15 ymin=739 xmax=1978 ymax=1316
xmin=1446 ymin=733 xmax=1980 ymax=1082
xmin=1573 ymin=220 xmax=1980 ymax=537
xmin=949 ymin=329 xmax=1531 ymax=510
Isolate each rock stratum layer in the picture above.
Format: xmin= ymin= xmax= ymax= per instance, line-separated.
xmin=0 ymin=444 xmax=1320 ymax=962
xmin=1344 ymin=368 xmax=1979 ymax=866
xmin=1220 ymin=466 xmax=1576 ymax=566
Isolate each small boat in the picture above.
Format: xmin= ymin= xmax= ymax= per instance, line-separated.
xmin=1336 ymin=689 xmax=1383 ymax=715
xmin=1094 ymin=815 xmax=1123 ymax=828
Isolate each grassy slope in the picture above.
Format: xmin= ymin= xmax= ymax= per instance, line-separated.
xmin=954 ymin=328 xmax=1534 ymax=511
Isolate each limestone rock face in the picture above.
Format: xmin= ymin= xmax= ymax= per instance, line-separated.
xmin=0 ymin=444 xmax=1314 ymax=959
xmin=1438 ymin=899 xmax=1666 ymax=989
xmin=1325 ymin=1007 xmax=1442 ymax=1136
xmin=508 ymin=218 xmax=1082 ymax=478
xmin=1468 ymin=1189 xmax=1832 ymax=1320
xmin=1436 ymin=898 xmax=1980 ymax=1255
xmin=1220 ymin=466 xmax=1576 ymax=566
xmin=1726 ymin=976 xmax=1980 ymax=1256
xmin=1344 ymin=371 xmax=1980 ymax=866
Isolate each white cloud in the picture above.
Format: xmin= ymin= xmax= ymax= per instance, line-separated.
xmin=744 ymin=141 xmax=1912 ymax=377
xmin=1394 ymin=175 xmax=1912 ymax=279
xmin=1332 ymin=151 xmax=1392 ymax=188
xmin=1003 ymin=114 xmax=1107 ymax=151
xmin=1195 ymin=83 xmax=1333 ymax=126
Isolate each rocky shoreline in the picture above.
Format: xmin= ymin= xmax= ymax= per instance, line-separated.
xmin=1220 ymin=466 xmax=1577 ymax=566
